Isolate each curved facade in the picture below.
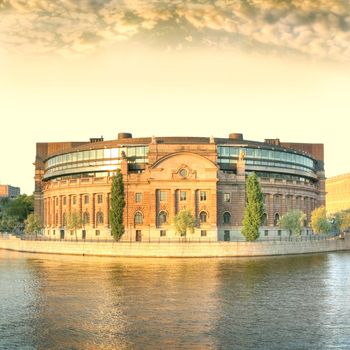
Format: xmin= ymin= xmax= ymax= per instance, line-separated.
xmin=34 ymin=133 xmax=325 ymax=241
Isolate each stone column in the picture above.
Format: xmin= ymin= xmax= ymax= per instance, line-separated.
xmin=104 ymin=193 xmax=109 ymax=228
xmin=58 ymin=196 xmax=63 ymax=227
xmin=267 ymin=194 xmax=274 ymax=226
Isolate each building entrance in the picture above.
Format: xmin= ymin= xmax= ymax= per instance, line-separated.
xmin=60 ymin=230 xmax=65 ymax=240
xmin=136 ymin=230 xmax=142 ymax=242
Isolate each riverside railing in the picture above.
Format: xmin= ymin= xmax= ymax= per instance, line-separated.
xmin=16 ymin=234 xmax=343 ymax=244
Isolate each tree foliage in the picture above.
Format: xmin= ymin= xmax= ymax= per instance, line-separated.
xmin=279 ymin=210 xmax=306 ymax=236
xmin=332 ymin=210 xmax=350 ymax=233
xmin=311 ymin=206 xmax=332 ymax=234
xmin=67 ymin=211 xmax=82 ymax=240
xmin=0 ymin=195 xmax=33 ymax=233
xmin=110 ymin=170 xmax=125 ymax=241
xmin=174 ymin=210 xmax=195 ymax=236
xmin=24 ymin=213 xmax=42 ymax=236
xmin=242 ymin=172 xmax=264 ymax=241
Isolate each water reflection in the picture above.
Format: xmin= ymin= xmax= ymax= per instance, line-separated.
xmin=1 ymin=251 xmax=350 ymax=349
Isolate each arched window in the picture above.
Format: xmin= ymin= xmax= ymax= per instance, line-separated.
xmin=223 ymin=212 xmax=231 ymax=225
xmin=158 ymin=211 xmax=167 ymax=225
xmin=83 ymin=212 xmax=90 ymax=225
xmin=199 ymin=211 xmax=207 ymax=224
xmin=134 ymin=212 xmax=143 ymax=225
xmin=274 ymin=213 xmax=280 ymax=226
xmin=96 ymin=211 xmax=104 ymax=225
xmin=261 ymin=213 xmax=267 ymax=226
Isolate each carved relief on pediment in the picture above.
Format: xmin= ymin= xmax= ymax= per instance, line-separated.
xmin=172 ymin=164 xmax=196 ymax=180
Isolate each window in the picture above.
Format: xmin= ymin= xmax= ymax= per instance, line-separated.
xmin=97 ymin=194 xmax=103 ymax=204
xmin=261 ymin=213 xmax=267 ymax=226
xmin=223 ymin=193 xmax=230 ymax=202
xmin=134 ymin=212 xmax=143 ymax=225
xmin=264 ymin=230 xmax=269 ymax=236
xmin=274 ymin=213 xmax=280 ymax=226
xmin=223 ymin=212 xmax=231 ymax=225
xmin=62 ymin=213 xmax=67 ymax=226
xmin=135 ymin=193 xmax=142 ymax=203
xmin=201 ymin=230 xmax=207 ymax=237
xmin=199 ymin=211 xmax=207 ymax=224
xmin=83 ymin=212 xmax=90 ymax=225
xmin=84 ymin=195 xmax=89 ymax=204
xmin=63 ymin=197 xmax=67 ymax=206
xmin=180 ymin=191 xmax=187 ymax=201
xmin=70 ymin=230 xmax=74 ymax=236
xmin=53 ymin=230 xmax=55 ymax=235
xmin=160 ymin=230 xmax=166 ymax=237
xmin=72 ymin=196 xmax=76 ymax=205
xmin=55 ymin=197 xmax=58 ymax=206
xmin=158 ymin=211 xmax=167 ymax=225
xmin=278 ymin=230 xmax=282 ymax=236
xmin=96 ymin=211 xmax=104 ymax=225
xmin=224 ymin=230 xmax=230 ymax=241
xmin=159 ymin=191 xmax=167 ymax=202
xmin=95 ymin=230 xmax=100 ymax=236
xmin=200 ymin=191 xmax=207 ymax=201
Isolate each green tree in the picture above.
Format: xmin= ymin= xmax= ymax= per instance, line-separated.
xmin=110 ymin=170 xmax=125 ymax=241
xmin=5 ymin=194 xmax=33 ymax=222
xmin=242 ymin=172 xmax=264 ymax=241
xmin=24 ymin=213 xmax=42 ymax=236
xmin=279 ymin=210 xmax=306 ymax=236
xmin=311 ymin=206 xmax=332 ymax=234
xmin=174 ymin=210 xmax=195 ymax=236
xmin=332 ymin=210 xmax=350 ymax=233
xmin=67 ymin=211 xmax=82 ymax=240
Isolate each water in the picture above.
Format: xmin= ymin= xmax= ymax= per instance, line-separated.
xmin=1 ymin=251 xmax=350 ymax=350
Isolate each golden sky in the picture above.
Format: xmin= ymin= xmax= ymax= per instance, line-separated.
xmin=0 ymin=0 xmax=350 ymax=194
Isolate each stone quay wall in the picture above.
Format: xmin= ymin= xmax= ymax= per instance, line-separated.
xmin=1 ymin=235 xmax=349 ymax=258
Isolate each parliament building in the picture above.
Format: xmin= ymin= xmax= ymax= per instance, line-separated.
xmin=34 ymin=133 xmax=325 ymax=241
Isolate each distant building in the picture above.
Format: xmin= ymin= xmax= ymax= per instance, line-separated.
xmin=34 ymin=132 xmax=325 ymax=241
xmin=326 ymin=173 xmax=350 ymax=214
xmin=0 ymin=184 xmax=20 ymax=199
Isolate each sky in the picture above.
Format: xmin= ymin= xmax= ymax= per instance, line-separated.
xmin=1 ymin=0 xmax=350 ymax=194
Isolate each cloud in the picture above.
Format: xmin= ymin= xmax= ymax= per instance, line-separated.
xmin=0 ymin=0 xmax=350 ymax=60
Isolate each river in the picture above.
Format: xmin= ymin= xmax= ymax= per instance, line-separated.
xmin=1 ymin=250 xmax=349 ymax=349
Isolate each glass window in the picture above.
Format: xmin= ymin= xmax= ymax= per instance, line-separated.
xmin=96 ymin=211 xmax=104 ymax=224
xmin=199 ymin=211 xmax=207 ymax=223
xmin=63 ymin=197 xmax=67 ymax=206
xmin=95 ymin=230 xmax=100 ymax=236
xmin=84 ymin=195 xmax=89 ymax=204
xmin=111 ymin=148 xmax=119 ymax=158
xmin=135 ymin=193 xmax=142 ymax=203
xmin=180 ymin=191 xmax=187 ymax=201
xmin=201 ymin=230 xmax=207 ymax=237
xmin=160 ymin=230 xmax=166 ymax=237
xmin=200 ymin=191 xmax=207 ymax=201
xmin=158 ymin=211 xmax=167 ymax=225
xmin=264 ymin=230 xmax=269 ymax=236
xmin=223 ymin=212 xmax=231 ymax=224
xmin=223 ymin=193 xmax=230 ymax=202
xmin=83 ymin=212 xmax=90 ymax=224
xmin=134 ymin=212 xmax=143 ymax=225
xmin=97 ymin=194 xmax=103 ymax=204
xmin=72 ymin=196 xmax=76 ymax=205
xmin=96 ymin=149 xmax=104 ymax=159
xmin=159 ymin=191 xmax=167 ymax=202
xmin=229 ymin=147 xmax=239 ymax=156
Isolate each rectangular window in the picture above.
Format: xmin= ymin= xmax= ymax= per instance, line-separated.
xmin=180 ymin=191 xmax=187 ymax=201
xmin=95 ymin=230 xmax=100 ymax=236
xmin=47 ymin=230 xmax=50 ymax=235
xmin=159 ymin=191 xmax=167 ymax=202
xmin=63 ymin=197 xmax=67 ymax=206
xmin=200 ymin=191 xmax=207 ymax=201
xmin=223 ymin=193 xmax=230 ymax=202
xmin=278 ymin=230 xmax=282 ymax=236
xmin=53 ymin=230 xmax=55 ymax=235
xmin=97 ymin=194 xmax=103 ymax=204
xmin=70 ymin=230 xmax=74 ymax=236
xmin=72 ymin=196 xmax=76 ymax=205
xmin=224 ymin=230 xmax=230 ymax=241
xmin=135 ymin=193 xmax=142 ymax=203
xmin=264 ymin=230 xmax=269 ymax=236
xmin=84 ymin=195 xmax=89 ymax=204
xmin=201 ymin=230 xmax=207 ymax=237
xmin=160 ymin=230 xmax=166 ymax=237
